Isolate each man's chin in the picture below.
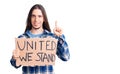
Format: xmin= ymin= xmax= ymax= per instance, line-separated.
xmin=32 ymin=27 xmax=41 ymax=30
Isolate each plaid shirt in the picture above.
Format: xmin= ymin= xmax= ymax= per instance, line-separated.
xmin=10 ymin=30 xmax=70 ymax=74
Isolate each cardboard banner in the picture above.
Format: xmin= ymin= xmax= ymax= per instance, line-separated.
xmin=15 ymin=38 xmax=58 ymax=66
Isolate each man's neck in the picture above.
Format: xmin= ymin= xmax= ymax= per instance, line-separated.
xmin=30 ymin=28 xmax=44 ymax=34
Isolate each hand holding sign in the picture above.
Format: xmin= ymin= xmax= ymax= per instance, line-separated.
xmin=13 ymin=49 xmax=19 ymax=59
xmin=53 ymin=21 xmax=63 ymax=37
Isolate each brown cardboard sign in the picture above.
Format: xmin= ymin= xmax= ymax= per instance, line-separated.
xmin=15 ymin=38 xmax=58 ymax=66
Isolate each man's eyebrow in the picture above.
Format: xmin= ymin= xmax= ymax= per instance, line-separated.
xmin=31 ymin=14 xmax=35 ymax=16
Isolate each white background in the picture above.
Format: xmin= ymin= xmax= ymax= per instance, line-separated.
xmin=0 ymin=0 xmax=120 ymax=74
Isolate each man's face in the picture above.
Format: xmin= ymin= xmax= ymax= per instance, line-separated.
xmin=31 ymin=9 xmax=44 ymax=29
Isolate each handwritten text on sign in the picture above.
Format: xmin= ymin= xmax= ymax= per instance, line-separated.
xmin=15 ymin=38 xmax=58 ymax=66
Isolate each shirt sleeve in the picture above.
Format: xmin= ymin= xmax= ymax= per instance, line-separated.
xmin=56 ymin=34 xmax=70 ymax=61
xmin=10 ymin=56 xmax=21 ymax=68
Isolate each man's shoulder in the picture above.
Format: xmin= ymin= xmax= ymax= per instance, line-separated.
xmin=17 ymin=30 xmax=30 ymax=38
xmin=17 ymin=33 xmax=27 ymax=38
xmin=44 ymin=30 xmax=58 ymax=38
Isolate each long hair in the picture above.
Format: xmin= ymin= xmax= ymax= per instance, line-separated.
xmin=24 ymin=4 xmax=51 ymax=32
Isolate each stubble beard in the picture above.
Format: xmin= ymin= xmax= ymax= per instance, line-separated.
xmin=32 ymin=26 xmax=41 ymax=30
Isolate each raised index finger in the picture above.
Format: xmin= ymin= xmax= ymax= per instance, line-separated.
xmin=55 ymin=20 xmax=57 ymax=27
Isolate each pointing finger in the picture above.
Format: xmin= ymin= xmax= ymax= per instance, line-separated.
xmin=55 ymin=20 xmax=57 ymax=27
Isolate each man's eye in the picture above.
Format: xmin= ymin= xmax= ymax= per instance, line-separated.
xmin=38 ymin=15 xmax=42 ymax=17
xmin=31 ymin=15 xmax=35 ymax=17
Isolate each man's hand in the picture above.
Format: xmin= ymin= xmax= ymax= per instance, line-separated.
xmin=53 ymin=21 xmax=63 ymax=37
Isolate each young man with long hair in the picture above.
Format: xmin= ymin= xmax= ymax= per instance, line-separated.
xmin=10 ymin=4 xmax=70 ymax=74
